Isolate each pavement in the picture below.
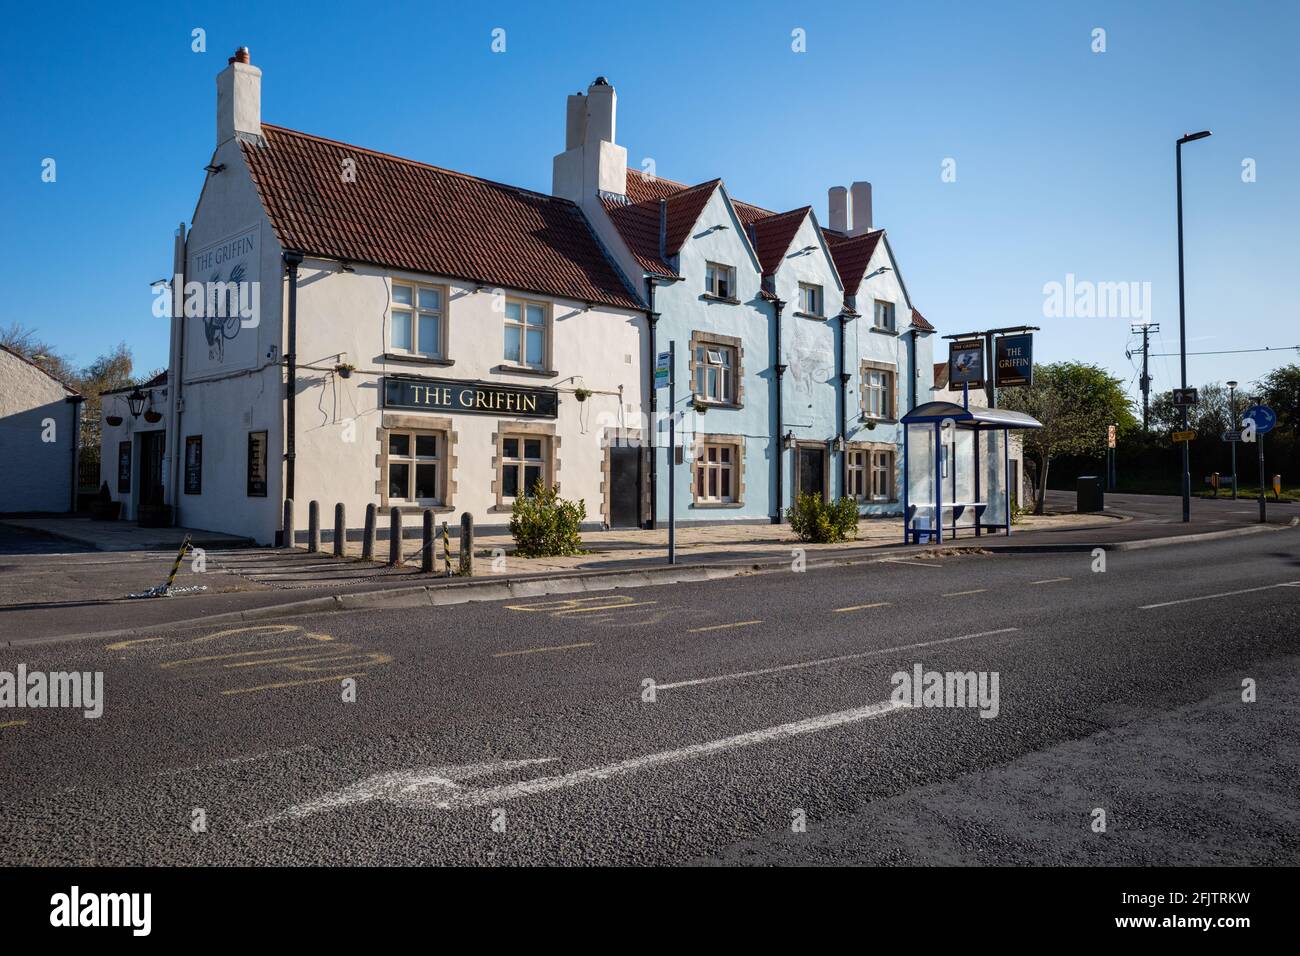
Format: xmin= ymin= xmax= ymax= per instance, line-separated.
xmin=0 ymin=528 xmax=1296 ymax=865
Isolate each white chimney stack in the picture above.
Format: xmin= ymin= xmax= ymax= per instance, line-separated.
xmin=216 ymin=47 xmax=263 ymax=147
xmin=828 ymin=186 xmax=849 ymax=233
xmin=552 ymin=76 xmax=627 ymax=204
xmin=848 ymin=181 xmax=873 ymax=236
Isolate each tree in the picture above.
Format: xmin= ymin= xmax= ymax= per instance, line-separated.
xmin=0 ymin=322 xmax=77 ymax=385
xmin=77 ymin=343 xmax=135 ymax=463
xmin=1256 ymin=364 xmax=1300 ymax=437
xmin=999 ymin=362 xmax=1137 ymax=514
xmin=1149 ymin=382 xmax=1235 ymax=438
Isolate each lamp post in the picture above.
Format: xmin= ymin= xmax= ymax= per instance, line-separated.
xmin=1227 ymin=380 xmax=1238 ymax=499
xmin=1176 ymin=129 xmax=1211 ymax=523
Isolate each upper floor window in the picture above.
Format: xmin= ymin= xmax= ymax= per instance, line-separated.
xmin=694 ymin=344 xmax=735 ymax=404
xmin=705 ymin=262 xmax=736 ymax=299
xmin=391 ymin=283 xmax=445 ymax=357
xmin=863 ymin=366 xmax=895 ymax=419
xmin=504 ymin=299 xmax=547 ymax=369
xmin=798 ymin=283 xmax=823 ymax=316
xmin=873 ymin=299 xmax=896 ymax=331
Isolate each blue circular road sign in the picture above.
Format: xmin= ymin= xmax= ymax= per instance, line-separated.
xmin=1242 ymin=405 xmax=1277 ymax=434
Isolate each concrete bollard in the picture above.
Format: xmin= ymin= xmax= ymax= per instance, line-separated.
xmin=282 ymin=498 xmax=295 ymax=549
xmin=389 ymin=507 xmax=403 ymax=566
xmin=459 ymin=511 xmax=474 ymax=576
xmin=421 ymin=509 xmax=434 ymax=573
xmin=333 ymin=503 xmax=346 ymax=557
xmin=307 ymin=500 xmax=320 ymax=552
xmin=362 ymin=503 xmax=376 ymax=561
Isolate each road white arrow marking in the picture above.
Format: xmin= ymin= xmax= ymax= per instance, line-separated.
xmin=258 ymin=699 xmax=907 ymax=823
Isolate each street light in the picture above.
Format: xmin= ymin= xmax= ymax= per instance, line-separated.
xmin=1227 ymin=380 xmax=1238 ymax=500
xmin=1176 ymin=129 xmax=1211 ymax=523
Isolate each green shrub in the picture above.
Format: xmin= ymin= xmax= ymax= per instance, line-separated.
xmin=509 ymin=480 xmax=587 ymax=557
xmin=786 ymin=493 xmax=860 ymax=543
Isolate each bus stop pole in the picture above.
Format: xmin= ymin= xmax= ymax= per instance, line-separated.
xmin=901 ymin=425 xmax=910 ymax=544
xmin=934 ymin=422 xmax=943 ymax=545
xmin=1004 ymin=426 xmax=1011 ymax=536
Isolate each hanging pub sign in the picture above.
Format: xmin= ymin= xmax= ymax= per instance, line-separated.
xmin=995 ymin=333 xmax=1034 ymax=387
xmin=383 ymin=377 xmax=559 ymax=419
xmin=948 ymin=342 xmax=985 ymax=387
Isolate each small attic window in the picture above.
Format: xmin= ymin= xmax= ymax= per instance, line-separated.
xmin=705 ymin=262 xmax=736 ymax=299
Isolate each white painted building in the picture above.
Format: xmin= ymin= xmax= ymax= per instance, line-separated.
xmin=0 ymin=346 xmax=82 ymax=513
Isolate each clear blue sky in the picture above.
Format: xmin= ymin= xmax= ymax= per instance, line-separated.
xmin=3 ymin=0 xmax=1296 ymax=405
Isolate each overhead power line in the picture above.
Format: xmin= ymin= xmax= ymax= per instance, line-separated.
xmin=1147 ymin=344 xmax=1300 ymax=358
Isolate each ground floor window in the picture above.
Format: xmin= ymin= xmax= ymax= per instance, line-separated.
xmin=387 ymin=430 xmax=443 ymax=503
xmin=502 ymin=435 xmax=547 ymax=498
xmin=694 ymin=443 xmax=737 ymax=503
xmin=847 ymin=449 xmax=867 ymax=499
xmin=870 ymin=449 xmax=893 ymax=501
xmin=847 ymin=446 xmax=894 ymax=502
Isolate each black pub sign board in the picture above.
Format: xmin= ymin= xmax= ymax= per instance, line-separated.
xmin=383 ymin=377 xmax=559 ymax=419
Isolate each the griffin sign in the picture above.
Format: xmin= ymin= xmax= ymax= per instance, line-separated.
xmin=383 ymin=377 xmax=559 ymax=419
xmin=183 ymin=226 xmax=261 ymax=377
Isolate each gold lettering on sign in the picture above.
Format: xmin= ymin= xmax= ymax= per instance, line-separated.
xmin=523 ymin=394 xmax=537 ymax=412
xmin=458 ymin=389 xmax=474 ymax=408
xmin=475 ymin=392 xmax=488 ymax=409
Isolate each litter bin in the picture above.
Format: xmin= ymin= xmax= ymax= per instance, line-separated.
xmin=1076 ymin=476 xmax=1104 ymax=513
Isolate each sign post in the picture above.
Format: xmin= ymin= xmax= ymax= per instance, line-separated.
xmin=658 ymin=345 xmax=676 ymax=565
xmin=1242 ymin=405 xmax=1276 ymax=524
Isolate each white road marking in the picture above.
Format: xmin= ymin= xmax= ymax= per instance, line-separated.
xmin=154 ymin=744 xmax=317 ymax=777
xmin=942 ymin=588 xmax=987 ymax=597
xmin=687 ymin=620 xmax=762 ymax=633
xmin=655 ymin=628 xmax=1020 ymax=691
xmin=1030 ymin=577 xmax=1071 ymax=585
xmin=493 ymin=642 xmax=594 ymax=658
xmin=1138 ymin=581 xmax=1300 ymax=610
xmin=882 ymin=559 xmax=942 ymax=568
xmin=258 ymin=699 xmax=907 ymax=822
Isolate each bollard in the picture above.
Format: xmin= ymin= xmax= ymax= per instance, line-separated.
xmin=459 ymin=511 xmax=474 ymax=576
xmin=307 ymin=500 xmax=320 ymax=552
xmin=389 ymin=507 xmax=403 ymax=566
xmin=422 ymin=510 xmax=434 ymax=573
xmin=362 ymin=503 xmax=376 ymax=561
xmin=282 ymin=498 xmax=295 ymax=549
xmin=333 ymin=503 xmax=346 ymax=557
xmin=442 ymin=522 xmax=452 ymax=576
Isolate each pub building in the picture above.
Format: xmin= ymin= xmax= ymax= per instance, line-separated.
xmin=106 ymin=49 xmax=648 ymax=546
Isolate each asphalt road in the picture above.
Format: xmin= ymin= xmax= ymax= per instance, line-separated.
xmin=1 ymin=529 xmax=1297 ymax=865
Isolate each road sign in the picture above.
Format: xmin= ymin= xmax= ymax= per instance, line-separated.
xmin=949 ymin=342 xmax=984 ymax=387
xmin=994 ymin=333 xmax=1034 ymax=387
xmin=654 ymin=351 xmax=671 ymax=390
xmin=1172 ymin=429 xmax=1196 ymax=443
xmin=1172 ymin=387 xmax=1199 ymax=407
xmin=1241 ymin=405 xmax=1276 ymax=435
xmin=1222 ymin=429 xmax=1242 ymax=443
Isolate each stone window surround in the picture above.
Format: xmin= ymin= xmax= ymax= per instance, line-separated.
xmin=598 ymin=426 xmax=647 ymax=528
xmin=859 ymin=358 xmax=900 ymax=423
xmin=376 ymin=413 xmax=458 ymax=514
xmin=792 ymin=439 xmax=831 ymax=503
xmin=688 ymin=330 xmax=745 ymax=409
xmin=489 ymin=419 xmax=560 ymax=513
xmin=691 ymin=432 xmax=745 ymax=509
xmin=846 ymin=439 xmax=898 ymax=503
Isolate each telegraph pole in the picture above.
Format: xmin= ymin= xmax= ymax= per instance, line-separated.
xmin=1130 ymin=322 xmax=1159 ymax=431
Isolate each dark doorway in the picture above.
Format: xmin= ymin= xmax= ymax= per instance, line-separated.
xmin=608 ymin=446 xmax=641 ymax=528
xmin=138 ymin=431 xmax=167 ymax=508
xmin=797 ymin=445 xmax=827 ymax=503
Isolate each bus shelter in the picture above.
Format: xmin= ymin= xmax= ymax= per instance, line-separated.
xmin=899 ymin=400 xmax=1042 ymax=544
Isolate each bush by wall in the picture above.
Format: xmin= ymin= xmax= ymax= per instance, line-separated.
xmin=509 ymin=481 xmax=586 ymax=557
xmin=787 ymin=493 xmax=860 ymax=543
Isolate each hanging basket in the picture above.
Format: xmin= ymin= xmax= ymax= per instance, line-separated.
xmin=574 ymin=387 xmax=592 ymax=402
xmin=105 ymin=415 xmax=123 ymax=427
xmin=143 ymin=410 xmax=163 ymax=424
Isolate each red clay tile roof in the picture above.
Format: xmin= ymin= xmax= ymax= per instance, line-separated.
xmin=600 ymin=195 xmax=676 ymax=278
xmin=240 ymin=125 xmax=642 ymax=310
xmin=749 ymin=207 xmax=810 ymax=277
xmin=824 ymin=229 xmax=885 ymax=297
xmin=662 ymin=179 xmax=721 ymax=255
xmin=934 ymin=361 xmax=949 ymax=388
xmin=911 ymin=308 xmax=935 ymax=332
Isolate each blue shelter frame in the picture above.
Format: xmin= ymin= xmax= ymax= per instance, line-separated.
xmin=900 ymin=396 xmax=1042 ymax=544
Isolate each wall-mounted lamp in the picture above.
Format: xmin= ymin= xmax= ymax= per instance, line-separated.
xmin=831 ymin=436 xmax=845 ymax=453
xmin=782 ymin=431 xmax=796 ymax=450
xmin=126 ymin=388 xmax=147 ymax=419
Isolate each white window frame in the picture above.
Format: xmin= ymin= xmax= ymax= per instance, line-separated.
xmin=705 ymin=262 xmax=736 ymax=299
xmin=870 ymin=449 xmax=893 ymax=501
xmin=693 ymin=344 xmax=736 ymax=404
xmin=694 ymin=443 xmax=737 ymax=503
xmin=501 ymin=434 xmax=548 ymax=499
xmin=863 ymin=367 xmax=894 ymax=419
xmin=386 ymin=429 xmax=443 ymax=504
xmin=798 ymin=282 xmax=823 ymax=316
xmin=847 ymin=449 xmax=868 ymax=500
xmin=390 ymin=282 xmax=447 ymax=357
xmin=873 ymin=299 xmax=896 ymax=331
xmin=503 ymin=298 xmax=549 ymax=369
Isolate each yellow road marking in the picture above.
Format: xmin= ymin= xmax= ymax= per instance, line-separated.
xmin=0 ymin=720 xmax=29 ymax=730
xmin=553 ymin=601 xmax=657 ymax=615
xmin=688 ymin=620 xmax=762 ymax=633
xmin=222 ymin=651 xmax=366 ymax=668
xmin=833 ymin=602 xmax=892 ymax=613
xmin=505 ymin=596 xmax=638 ymax=612
xmin=221 ymin=673 xmax=366 ymax=695
xmin=104 ymin=638 xmax=164 ymax=651
xmin=1030 ymin=577 xmax=1071 ymax=585
xmin=942 ymin=589 xmax=987 ymax=597
xmin=161 ymin=645 xmax=332 ymax=668
xmin=493 ymin=642 xmax=596 ymax=658
xmin=180 ymin=624 xmax=305 ymax=646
